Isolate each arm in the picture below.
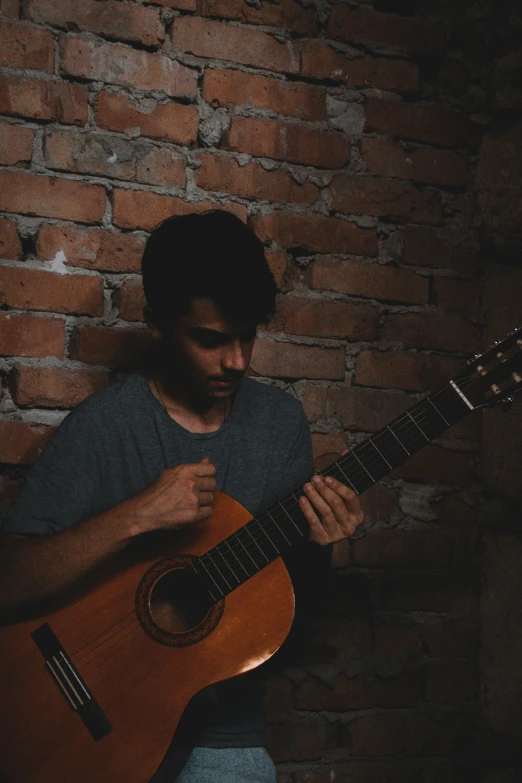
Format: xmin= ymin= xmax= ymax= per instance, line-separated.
xmin=0 ymin=458 xmax=216 ymax=611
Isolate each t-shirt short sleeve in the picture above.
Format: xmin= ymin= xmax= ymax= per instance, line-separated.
xmin=2 ymin=409 xmax=106 ymax=536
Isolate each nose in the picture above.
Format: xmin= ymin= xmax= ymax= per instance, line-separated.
xmin=222 ymin=338 xmax=247 ymax=373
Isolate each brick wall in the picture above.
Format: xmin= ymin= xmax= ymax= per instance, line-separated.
xmin=0 ymin=0 xmax=486 ymax=779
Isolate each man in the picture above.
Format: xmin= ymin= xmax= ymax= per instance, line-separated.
xmin=0 ymin=210 xmax=364 ymax=782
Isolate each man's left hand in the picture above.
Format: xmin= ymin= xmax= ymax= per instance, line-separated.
xmin=299 ymin=465 xmax=365 ymax=546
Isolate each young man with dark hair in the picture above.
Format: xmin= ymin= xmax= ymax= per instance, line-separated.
xmin=0 ymin=210 xmax=364 ymax=782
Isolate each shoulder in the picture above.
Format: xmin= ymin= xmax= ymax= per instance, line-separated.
xmin=68 ymin=373 xmax=147 ymax=425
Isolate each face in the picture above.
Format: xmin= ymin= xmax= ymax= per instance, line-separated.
xmin=156 ymin=298 xmax=257 ymax=401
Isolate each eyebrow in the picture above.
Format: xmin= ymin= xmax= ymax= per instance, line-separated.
xmin=188 ymin=326 xmax=256 ymax=340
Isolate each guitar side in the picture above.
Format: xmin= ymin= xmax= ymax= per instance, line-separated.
xmin=0 ymin=491 xmax=295 ymax=783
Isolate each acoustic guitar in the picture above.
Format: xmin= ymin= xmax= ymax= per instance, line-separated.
xmin=1 ymin=329 xmax=521 ymax=783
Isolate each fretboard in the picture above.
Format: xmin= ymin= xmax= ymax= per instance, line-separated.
xmin=188 ymin=380 xmax=472 ymax=603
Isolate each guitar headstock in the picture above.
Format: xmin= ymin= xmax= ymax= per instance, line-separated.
xmin=452 ymin=328 xmax=522 ymax=410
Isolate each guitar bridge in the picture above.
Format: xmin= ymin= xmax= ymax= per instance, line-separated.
xmin=32 ymin=623 xmax=111 ymax=741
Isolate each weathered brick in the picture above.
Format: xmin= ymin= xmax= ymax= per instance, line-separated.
xmin=307 ymin=256 xmax=428 ymax=304
xmin=377 ymin=569 xmax=479 ymax=615
xmin=263 ymin=676 xmax=293 ymax=716
xmin=401 ymin=228 xmax=477 ymax=273
xmin=0 ymin=266 xmax=103 ymax=316
xmin=155 ymin=0 xmax=195 ymax=9
xmin=250 ymin=338 xmax=345 ymax=380
xmin=266 ymin=250 xmax=290 ymax=291
xmin=0 ymin=421 xmax=55 ymax=465
xmin=382 ymin=312 xmax=481 ymax=354
xmin=200 ymin=0 xmax=318 ymax=36
xmin=171 ymin=16 xmax=298 ymax=74
xmin=118 ymin=279 xmax=145 ymax=322
xmin=202 ymin=68 xmax=326 ymax=121
xmin=0 ymin=312 xmax=65 ymax=358
xmin=343 ymin=528 xmax=453 ymax=569
xmin=268 ymin=295 xmax=379 ymax=340
xmin=394 ymin=445 xmax=476 ymax=485
xmin=0 ymin=217 xmax=23 ymax=259
xmin=0 ymin=123 xmax=33 ymax=166
xmin=327 ymin=5 xmax=445 ymax=55
xmin=112 ymin=189 xmax=247 ymax=231
xmin=226 ymin=115 xmax=349 ymax=168
xmin=0 ymin=72 xmax=88 ymax=125
xmin=311 ymin=432 xmax=347 ymax=463
xmin=301 ymin=384 xmax=412 ymax=432
xmin=96 ymin=91 xmax=199 ymax=146
xmin=26 ymin=0 xmax=163 ymax=48
xmin=195 ymin=153 xmax=319 ymax=204
xmin=71 ymin=325 xmax=150 ymax=371
xmin=372 ymin=625 xmax=423 ymax=664
xmin=354 ymin=350 xmax=461 ymax=392
xmin=11 ymin=366 xmax=111 ymax=408
xmin=361 ymin=137 xmax=468 ymax=188
xmin=37 ymin=224 xmax=144 ymax=274
xmin=422 ymin=620 xmax=478 ymax=657
xmin=60 ymin=36 xmax=197 ymax=99
xmin=0 ymin=170 xmax=106 ymax=224
xmin=267 ymin=718 xmax=329 ymax=762
xmin=296 ymin=671 xmax=421 ymax=710
xmin=0 ymin=21 xmax=54 ymax=71
xmin=44 ymin=129 xmax=186 ymax=188
xmin=433 ymin=277 xmax=480 ymax=317
xmin=329 ymin=176 xmax=442 ymax=225
xmin=0 ymin=475 xmax=23 ymax=518
xmin=302 ymin=42 xmax=419 ymax=93
xmin=251 ymin=212 xmax=377 ymax=256
xmin=0 ymin=0 xmax=19 ymax=19
xmin=365 ymin=97 xmax=472 ymax=148
xmin=481 ymin=264 xmax=522 ymax=347
xmin=425 ymin=659 xmax=478 ymax=706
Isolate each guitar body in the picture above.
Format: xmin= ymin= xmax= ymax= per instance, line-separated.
xmin=0 ymin=491 xmax=295 ymax=783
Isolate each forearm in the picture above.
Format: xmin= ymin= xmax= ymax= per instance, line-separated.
xmin=0 ymin=496 xmax=146 ymax=611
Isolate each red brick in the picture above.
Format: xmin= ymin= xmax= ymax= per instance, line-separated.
xmin=0 ymin=170 xmax=106 ymax=223
xmin=44 ymin=129 xmax=186 ymax=188
xmin=378 ymin=570 xmax=479 ymax=614
xmin=395 ymin=445 xmax=476 ymax=485
xmin=0 ymin=312 xmax=65 ymax=358
xmin=155 ymin=0 xmax=195 ymax=9
xmin=96 ymin=91 xmax=199 ymax=146
xmin=425 ymin=659 xmax=478 ymax=706
xmin=0 ymin=266 xmax=103 ymax=316
xmin=0 ymin=421 xmax=55 ymax=465
xmin=401 ymin=228 xmax=477 ymax=273
xmin=251 ymin=212 xmax=377 ymax=256
xmin=383 ymin=312 xmax=481 ymax=354
xmin=433 ymin=277 xmax=480 ymax=317
xmin=250 ymin=338 xmax=345 ymax=380
xmin=263 ymin=676 xmax=293 ymax=716
xmin=26 ymin=0 xmax=163 ymax=47
xmin=344 ymin=711 xmax=471 ymax=757
xmin=0 ymin=21 xmax=54 ymax=71
xmin=0 ymin=475 xmax=23 ymax=518
xmin=0 ymin=72 xmax=88 ymax=125
xmin=118 ymin=279 xmax=145 ymax=322
xmin=200 ymin=0 xmax=318 ymax=36
xmin=266 ymin=250 xmax=289 ymax=290
xmin=37 ymin=224 xmax=144 ymax=274
xmin=372 ymin=625 xmax=423 ymax=664
xmin=365 ymin=97 xmax=472 ymax=148
xmin=311 ymin=432 xmax=347 ymax=463
xmin=302 ymin=42 xmax=419 ymax=93
xmin=340 ymin=761 xmax=424 ymax=783
xmin=195 ymin=153 xmax=319 ymax=204
xmin=329 ymin=176 xmax=442 ymax=225
xmin=11 ymin=366 xmax=111 ymax=408
xmin=267 ymin=718 xmax=328 ymax=762
xmin=268 ymin=295 xmax=379 ymax=340
xmin=422 ymin=620 xmax=478 ymax=657
xmin=226 ymin=115 xmax=349 ymax=169
xmin=112 ymin=189 xmax=247 ymax=232
xmin=301 ymin=384 xmax=412 ymax=432
xmin=0 ymin=0 xmax=19 ymax=19
xmin=71 ymin=325 xmax=150 ymax=371
xmin=60 ymin=36 xmax=197 ymax=99
xmin=354 ymin=350 xmax=461 ymax=392
xmin=361 ymin=137 xmax=467 ymax=189
xmin=202 ymin=68 xmax=326 ymax=121
xmin=327 ymin=6 xmax=445 ymax=55
xmin=307 ymin=256 xmax=428 ymax=305
xmin=0 ymin=217 xmax=23 ymax=259
xmin=481 ymin=265 xmax=522 ymax=347
xmin=295 ymin=673 xmax=375 ymax=710
xmin=171 ymin=16 xmax=298 ymax=74
xmin=343 ymin=527 xmax=453 ymax=569
xmin=0 ymin=123 xmax=33 ymax=166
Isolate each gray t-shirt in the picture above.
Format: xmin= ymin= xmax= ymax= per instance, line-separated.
xmin=3 ymin=373 xmax=314 ymax=751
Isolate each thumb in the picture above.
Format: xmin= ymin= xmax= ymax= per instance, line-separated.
xmin=201 ymin=456 xmax=210 ymax=463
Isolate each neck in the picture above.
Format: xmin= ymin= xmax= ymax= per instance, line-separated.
xmin=150 ymin=374 xmax=231 ymax=433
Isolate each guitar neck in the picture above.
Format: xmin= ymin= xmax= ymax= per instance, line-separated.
xmin=190 ymin=381 xmax=472 ymax=603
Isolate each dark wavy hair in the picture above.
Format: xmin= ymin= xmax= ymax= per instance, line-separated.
xmin=141 ymin=210 xmax=277 ymax=329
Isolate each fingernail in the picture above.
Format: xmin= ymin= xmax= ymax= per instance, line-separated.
xmin=325 ymin=476 xmax=333 ymax=484
xmin=312 ymin=475 xmax=321 ymax=484
xmin=305 ymin=483 xmax=313 ymax=491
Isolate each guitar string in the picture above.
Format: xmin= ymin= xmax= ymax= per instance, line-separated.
xmin=72 ymin=373 xmax=482 ymax=662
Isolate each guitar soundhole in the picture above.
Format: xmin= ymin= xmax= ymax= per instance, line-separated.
xmin=135 ymin=555 xmax=224 ymax=648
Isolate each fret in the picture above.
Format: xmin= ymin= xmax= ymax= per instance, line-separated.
xmin=195 ymin=560 xmax=224 ymax=601
xmin=243 ymin=525 xmax=270 ymax=565
xmin=265 ymin=509 xmax=292 ymax=546
xmin=231 ymin=529 xmax=263 ymax=574
xmin=331 ymin=461 xmax=360 ymax=494
xmin=204 ymin=551 xmax=233 ymax=593
xmin=278 ymin=501 xmax=303 ymax=535
xmin=388 ymin=415 xmax=429 ymax=456
xmin=428 ymin=397 xmax=450 ymax=427
xmin=351 ymin=449 xmax=376 ymax=482
xmin=386 ymin=424 xmax=410 ymax=456
xmin=218 ymin=538 xmax=251 ymax=579
xmin=407 ymin=411 xmax=430 ymax=441
xmin=367 ymin=435 xmax=393 ymax=470
xmin=249 ymin=519 xmax=281 ymax=559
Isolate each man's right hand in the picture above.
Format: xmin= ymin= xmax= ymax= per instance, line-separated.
xmin=129 ymin=457 xmax=217 ymax=534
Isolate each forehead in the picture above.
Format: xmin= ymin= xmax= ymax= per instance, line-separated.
xmin=180 ymin=297 xmax=254 ymax=335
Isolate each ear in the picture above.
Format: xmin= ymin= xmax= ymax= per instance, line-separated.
xmin=143 ymin=305 xmax=161 ymax=339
